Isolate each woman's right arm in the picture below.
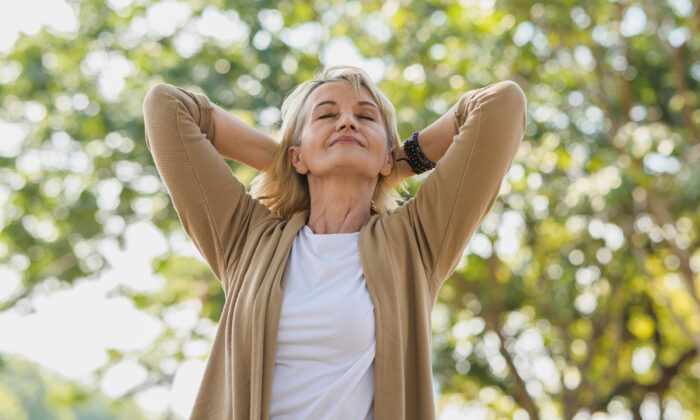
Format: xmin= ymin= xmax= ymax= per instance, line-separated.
xmin=142 ymin=83 xmax=275 ymax=289
xmin=210 ymin=104 xmax=279 ymax=172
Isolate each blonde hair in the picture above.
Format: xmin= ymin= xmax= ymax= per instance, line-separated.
xmin=250 ymin=65 xmax=407 ymax=220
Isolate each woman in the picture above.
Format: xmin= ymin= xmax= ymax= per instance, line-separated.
xmin=142 ymin=65 xmax=526 ymax=420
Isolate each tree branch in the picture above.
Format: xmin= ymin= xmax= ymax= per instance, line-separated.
xmin=590 ymin=347 xmax=697 ymax=411
xmin=484 ymin=252 xmax=540 ymax=420
xmin=618 ymin=216 xmax=700 ymax=352
xmin=669 ymin=43 xmax=699 ymax=144
xmin=645 ymin=191 xmax=700 ymax=307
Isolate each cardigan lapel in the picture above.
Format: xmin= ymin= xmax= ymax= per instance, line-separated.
xmin=258 ymin=210 xmax=310 ymax=419
xmin=357 ymin=214 xmax=404 ymax=419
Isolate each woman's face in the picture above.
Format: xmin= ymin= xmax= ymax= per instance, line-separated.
xmin=288 ymin=81 xmax=394 ymax=181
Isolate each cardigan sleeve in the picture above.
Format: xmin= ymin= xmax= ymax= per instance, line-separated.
xmin=393 ymin=80 xmax=526 ymax=294
xmin=142 ymin=83 xmax=275 ymax=288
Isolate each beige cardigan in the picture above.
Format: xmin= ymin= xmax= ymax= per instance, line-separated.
xmin=142 ymin=80 xmax=526 ymax=420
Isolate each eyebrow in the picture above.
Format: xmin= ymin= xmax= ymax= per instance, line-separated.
xmin=312 ymin=100 xmax=379 ymax=111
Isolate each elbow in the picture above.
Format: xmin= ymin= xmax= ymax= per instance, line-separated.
xmin=143 ymin=83 xmax=178 ymax=151
xmin=498 ymin=80 xmax=526 ymax=104
xmin=143 ymin=83 xmax=176 ymax=114
xmin=495 ymin=80 xmax=527 ymax=133
xmin=495 ymin=80 xmax=527 ymax=115
xmin=454 ymin=80 xmax=527 ymax=132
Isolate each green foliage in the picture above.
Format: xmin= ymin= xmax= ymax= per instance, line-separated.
xmin=1 ymin=0 xmax=698 ymax=418
xmin=0 ymin=356 xmax=149 ymax=419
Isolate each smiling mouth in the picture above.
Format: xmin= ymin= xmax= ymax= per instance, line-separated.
xmin=331 ymin=135 xmax=362 ymax=146
xmin=332 ymin=140 xmax=361 ymax=146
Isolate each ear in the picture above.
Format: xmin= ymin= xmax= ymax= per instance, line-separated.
xmin=288 ymin=145 xmax=309 ymax=175
xmin=379 ymin=144 xmax=394 ymax=177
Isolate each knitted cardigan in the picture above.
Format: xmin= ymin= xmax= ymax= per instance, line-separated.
xmin=142 ymin=80 xmax=526 ymax=419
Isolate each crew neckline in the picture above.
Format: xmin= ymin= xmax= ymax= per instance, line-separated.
xmin=302 ymin=224 xmax=360 ymax=236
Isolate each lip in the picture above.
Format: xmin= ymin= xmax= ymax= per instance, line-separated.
xmin=331 ymin=135 xmax=362 ymax=147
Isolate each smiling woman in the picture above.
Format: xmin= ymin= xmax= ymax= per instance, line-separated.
xmin=250 ymin=66 xmax=410 ymax=230
xmin=142 ymin=65 xmax=526 ymax=419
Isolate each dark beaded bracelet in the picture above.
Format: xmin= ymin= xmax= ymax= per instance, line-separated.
xmin=397 ymin=131 xmax=436 ymax=175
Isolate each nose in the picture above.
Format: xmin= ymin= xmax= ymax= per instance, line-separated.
xmin=335 ymin=112 xmax=358 ymax=132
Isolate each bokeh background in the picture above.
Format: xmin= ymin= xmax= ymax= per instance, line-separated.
xmin=1 ymin=0 xmax=699 ymax=418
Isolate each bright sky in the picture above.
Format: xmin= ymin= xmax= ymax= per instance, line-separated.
xmin=0 ymin=0 xmax=679 ymax=419
xmin=0 ymin=221 xmax=213 ymax=418
xmin=0 ymin=0 xmax=78 ymax=53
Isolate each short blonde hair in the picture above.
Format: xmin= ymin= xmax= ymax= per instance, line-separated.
xmin=250 ymin=65 xmax=407 ymax=220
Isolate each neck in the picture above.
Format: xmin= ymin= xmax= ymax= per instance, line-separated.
xmin=306 ymin=174 xmax=376 ymax=234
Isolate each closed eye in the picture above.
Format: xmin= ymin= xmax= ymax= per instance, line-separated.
xmin=318 ymin=114 xmax=374 ymax=120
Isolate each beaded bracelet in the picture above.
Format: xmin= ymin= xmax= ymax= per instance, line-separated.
xmin=397 ymin=131 xmax=436 ymax=175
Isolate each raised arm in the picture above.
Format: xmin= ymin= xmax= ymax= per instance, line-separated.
xmin=391 ymin=80 xmax=527 ymax=298
xmin=210 ymin=104 xmax=279 ymax=172
xmin=390 ymin=101 xmax=461 ymax=186
xmin=142 ymin=83 xmax=275 ymax=289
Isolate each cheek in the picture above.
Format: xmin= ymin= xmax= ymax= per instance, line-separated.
xmin=299 ymin=134 xmax=322 ymax=156
xmin=370 ymin=127 xmax=388 ymax=146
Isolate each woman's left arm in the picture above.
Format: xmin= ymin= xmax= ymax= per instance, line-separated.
xmin=392 ymin=102 xmax=461 ymax=185
xmin=389 ymin=81 xmax=527 ymax=298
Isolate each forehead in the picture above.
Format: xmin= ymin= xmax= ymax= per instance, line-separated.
xmin=306 ymin=80 xmax=377 ymax=107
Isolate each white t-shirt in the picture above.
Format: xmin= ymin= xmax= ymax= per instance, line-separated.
xmin=269 ymin=224 xmax=375 ymax=420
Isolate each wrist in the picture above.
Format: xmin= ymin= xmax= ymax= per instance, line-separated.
xmin=398 ymin=131 xmax=436 ymax=175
